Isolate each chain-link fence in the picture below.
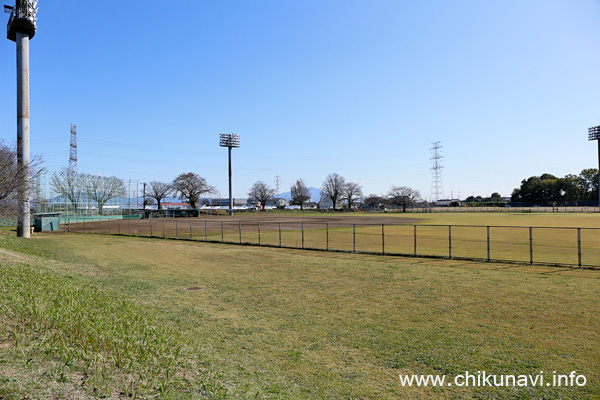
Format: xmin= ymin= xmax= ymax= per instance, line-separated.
xmin=65 ymin=219 xmax=600 ymax=268
xmin=33 ymin=172 xmax=139 ymax=218
xmin=390 ymin=206 xmax=600 ymax=213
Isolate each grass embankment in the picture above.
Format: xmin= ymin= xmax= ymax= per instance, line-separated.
xmin=1 ymin=221 xmax=600 ymax=399
xmin=0 ymin=229 xmax=228 ymax=399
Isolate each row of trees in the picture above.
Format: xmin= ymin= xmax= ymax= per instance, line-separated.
xmin=246 ymin=173 xmax=366 ymax=211
xmin=145 ymin=173 xmax=215 ymax=209
xmin=5 ymin=134 xmax=596 ymax=216
xmin=463 ymin=192 xmax=506 ymax=207
xmin=51 ymin=169 xmax=126 ymax=215
xmin=362 ymin=187 xmax=423 ymax=211
xmin=50 ymin=170 xmax=216 ymax=215
xmin=247 ymin=173 xmax=423 ymax=212
xmin=318 ymin=173 xmax=424 ymax=212
xmin=511 ymin=169 xmax=599 ymax=206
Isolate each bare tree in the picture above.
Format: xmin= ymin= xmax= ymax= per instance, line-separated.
xmin=172 ymin=172 xmax=215 ymax=209
xmin=388 ymin=186 xmax=422 ymax=212
xmin=0 ymin=141 xmax=41 ymax=209
xmin=290 ymin=179 xmax=311 ymax=210
xmin=248 ymin=181 xmax=276 ymax=210
xmin=363 ymin=194 xmax=386 ymax=210
xmin=0 ymin=142 xmax=21 ymax=202
xmin=343 ymin=182 xmax=363 ymax=210
xmin=51 ymin=169 xmax=84 ymax=213
xmin=84 ymin=175 xmax=126 ymax=215
xmin=321 ymin=173 xmax=346 ymax=211
xmin=147 ymin=181 xmax=172 ymax=210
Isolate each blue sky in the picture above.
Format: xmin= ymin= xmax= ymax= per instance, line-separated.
xmin=1 ymin=0 xmax=600 ymax=200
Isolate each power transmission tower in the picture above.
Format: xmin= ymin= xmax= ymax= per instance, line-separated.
xmin=275 ymin=174 xmax=281 ymax=193
xmin=430 ymin=141 xmax=444 ymax=202
xmin=68 ymin=123 xmax=78 ymax=172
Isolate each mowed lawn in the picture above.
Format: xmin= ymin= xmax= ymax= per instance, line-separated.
xmin=0 ymin=214 xmax=599 ymax=399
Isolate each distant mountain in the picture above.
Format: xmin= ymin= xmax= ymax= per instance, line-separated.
xmin=276 ymin=186 xmax=321 ymax=203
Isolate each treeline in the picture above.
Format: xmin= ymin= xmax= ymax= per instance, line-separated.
xmin=511 ymin=169 xmax=599 ymax=206
xmin=463 ymin=192 xmax=506 ymax=207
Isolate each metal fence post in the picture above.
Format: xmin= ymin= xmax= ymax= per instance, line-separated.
xmin=258 ymin=222 xmax=261 ymax=245
xmin=118 ymin=219 xmax=120 ymax=235
xmin=529 ymin=227 xmax=533 ymax=265
xmin=413 ymin=225 xmax=417 ymax=256
xmin=189 ymin=220 xmax=192 ymax=240
xmin=382 ymin=224 xmax=385 ymax=255
xmin=448 ymin=225 xmax=452 ymax=260
xmin=326 ymin=223 xmax=329 ymax=251
xmin=353 ymin=224 xmax=356 ymax=253
xmin=162 ymin=220 xmax=165 ymax=238
xmin=175 ymin=220 xmax=178 ymax=238
xmin=239 ymin=222 xmax=242 ymax=244
xmin=128 ymin=219 xmax=131 ymax=236
xmin=578 ymin=228 xmax=582 ymax=268
xmin=205 ymin=221 xmax=207 ymax=241
xmin=302 ymin=223 xmax=304 ymax=249
xmin=108 ymin=219 xmax=111 ymax=234
xmin=99 ymin=220 xmax=102 ymax=234
xmin=279 ymin=223 xmax=282 ymax=247
xmin=91 ymin=219 xmax=93 ymax=233
xmin=150 ymin=219 xmax=152 ymax=237
xmin=138 ymin=218 xmax=141 ymax=236
xmin=487 ymin=226 xmax=490 ymax=262
xmin=221 ymin=221 xmax=224 ymax=243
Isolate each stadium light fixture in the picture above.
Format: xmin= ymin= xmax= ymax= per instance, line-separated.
xmin=219 ymin=133 xmax=240 ymax=213
xmin=588 ymin=125 xmax=600 ymax=207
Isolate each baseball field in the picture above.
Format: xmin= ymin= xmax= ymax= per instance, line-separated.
xmin=0 ymin=212 xmax=599 ymax=399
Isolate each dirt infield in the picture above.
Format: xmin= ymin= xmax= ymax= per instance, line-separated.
xmin=186 ymin=214 xmax=420 ymax=225
xmin=68 ymin=214 xmax=419 ymax=236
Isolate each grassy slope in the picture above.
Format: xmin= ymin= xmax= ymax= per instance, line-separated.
xmin=0 ymin=230 xmax=229 ymax=399
xmin=1 ymin=218 xmax=599 ymax=399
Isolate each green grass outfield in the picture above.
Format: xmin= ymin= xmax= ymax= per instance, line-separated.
xmin=77 ymin=212 xmax=600 ymax=267
xmin=1 ymin=213 xmax=599 ymax=399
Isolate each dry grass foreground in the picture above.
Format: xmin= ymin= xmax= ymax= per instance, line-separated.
xmin=1 ymin=225 xmax=600 ymax=399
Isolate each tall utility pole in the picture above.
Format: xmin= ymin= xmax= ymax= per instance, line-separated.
xmin=430 ymin=141 xmax=444 ymax=202
xmin=587 ymin=126 xmax=600 ymax=207
xmin=68 ymin=123 xmax=78 ymax=172
xmin=142 ymin=182 xmax=147 ymax=210
xmin=6 ymin=0 xmax=38 ymax=238
xmin=219 ymin=133 xmax=240 ymax=213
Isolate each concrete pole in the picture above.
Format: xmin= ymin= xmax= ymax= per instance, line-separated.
xmin=228 ymin=146 xmax=233 ymax=212
xmin=16 ymin=32 xmax=30 ymax=238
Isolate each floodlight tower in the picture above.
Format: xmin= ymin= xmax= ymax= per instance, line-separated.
xmin=219 ymin=133 xmax=240 ymax=212
xmin=6 ymin=0 xmax=38 ymax=238
xmin=587 ymin=125 xmax=600 ymax=207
